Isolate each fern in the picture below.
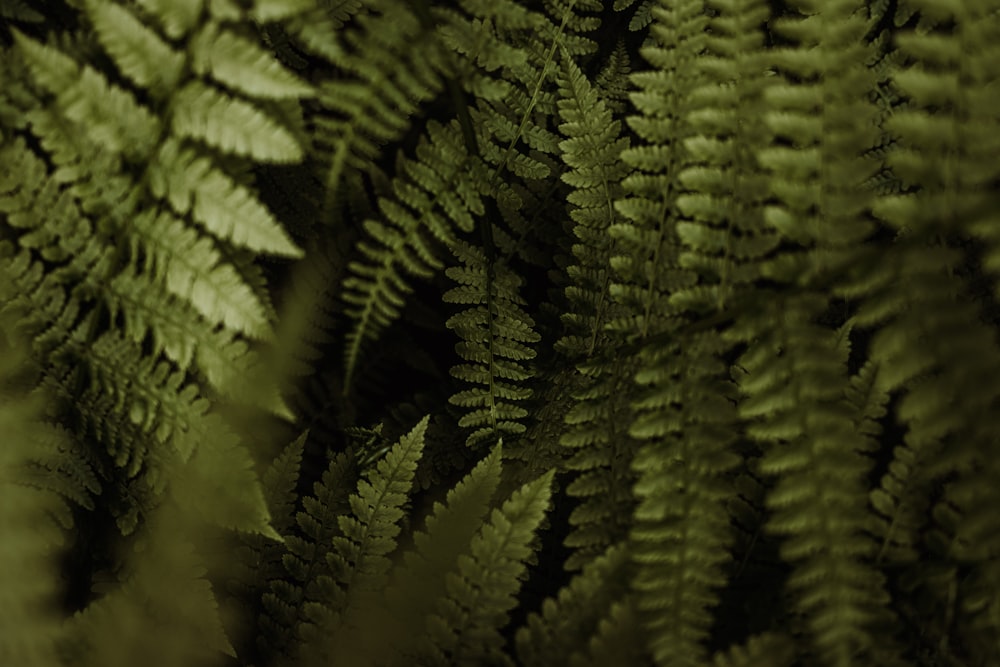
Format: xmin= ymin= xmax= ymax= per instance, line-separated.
xmin=418 ymin=468 xmax=555 ymax=666
xmin=444 ymin=239 xmax=540 ymax=448
xmin=0 ymin=334 xmax=66 ymax=667
xmin=299 ymin=416 xmax=427 ymax=663
xmin=324 ymin=444 xmax=504 ymax=666
xmin=342 ymin=120 xmax=489 ymax=388
xmin=516 ymin=542 xmax=631 ymax=667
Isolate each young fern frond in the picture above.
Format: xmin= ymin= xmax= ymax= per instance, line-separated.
xmin=444 ymin=239 xmax=540 ymax=448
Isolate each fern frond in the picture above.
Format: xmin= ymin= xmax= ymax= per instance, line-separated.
xmin=190 ymin=22 xmax=314 ymax=99
xmin=567 ymin=594 xmax=649 ymax=667
xmin=516 ymin=542 xmax=631 ymax=667
xmin=169 ymin=412 xmax=278 ymax=538
xmin=444 ymin=239 xmax=540 ymax=448
xmin=308 ymin=0 xmax=449 ymax=203
xmin=735 ymin=297 xmax=892 ymax=667
xmin=561 ymin=354 xmax=641 ymax=571
xmin=150 ymin=139 xmax=303 ymax=258
xmin=325 ymin=444 xmax=504 ymax=666
xmin=134 ymin=0 xmax=202 ymax=40
xmin=300 ymin=417 xmax=427 ymax=663
xmin=85 ymin=0 xmax=185 ymax=97
xmin=419 ymin=468 xmax=554 ymax=666
xmin=628 ymin=332 xmax=742 ymax=667
xmin=133 ymin=209 xmax=274 ymax=339
xmin=554 ymin=52 xmax=630 ymax=359
xmin=0 ymin=336 xmax=65 ymax=667
xmin=342 ymin=120 xmax=488 ymax=388
xmin=173 ymin=82 xmax=303 ymax=163
xmin=256 ymin=450 xmax=357 ymax=663
xmin=64 ymin=504 xmax=237 ymax=667
xmin=710 ymin=633 xmax=796 ymax=667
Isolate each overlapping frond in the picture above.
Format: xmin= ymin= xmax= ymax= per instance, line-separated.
xmin=444 ymin=239 xmax=540 ymax=448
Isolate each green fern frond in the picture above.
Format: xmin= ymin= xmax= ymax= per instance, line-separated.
xmin=710 ymin=633 xmax=796 ymax=667
xmin=63 ymin=504 xmax=237 ymax=667
xmin=560 ymin=354 xmax=642 ymax=571
xmin=133 ymin=0 xmax=203 ymax=39
xmin=735 ymin=297 xmax=893 ymax=667
xmin=307 ymin=0 xmax=448 ymax=204
xmin=169 ymin=412 xmax=278 ymax=538
xmin=325 ymin=443 xmax=504 ymax=666
xmin=516 ymin=542 xmax=631 ymax=667
xmin=629 ymin=333 xmax=743 ymax=667
xmin=419 ymin=468 xmax=554 ymax=666
xmin=444 ymin=239 xmax=540 ymax=448
xmin=554 ymin=52 xmax=630 ymax=359
xmin=567 ymin=594 xmax=649 ymax=667
xmin=149 ymin=139 xmax=302 ymax=258
xmin=612 ymin=0 xmax=705 ymax=339
xmin=300 ymin=417 xmax=427 ymax=663
xmin=0 ymin=335 xmax=65 ymax=667
xmin=343 ymin=120 xmax=488 ymax=389
xmin=256 ymin=450 xmax=357 ymax=663
xmin=18 ymin=422 xmax=102 ymax=528
xmin=190 ymin=22 xmax=314 ymax=99
xmin=86 ymin=0 xmax=185 ymax=97
xmin=132 ymin=209 xmax=274 ymax=339
xmin=173 ymin=82 xmax=303 ymax=163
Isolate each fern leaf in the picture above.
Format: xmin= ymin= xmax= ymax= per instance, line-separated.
xmin=133 ymin=209 xmax=273 ymax=339
xmin=567 ymin=595 xmax=648 ymax=667
xmin=554 ymin=52 xmax=630 ymax=359
xmin=343 ymin=120 xmax=488 ymax=388
xmin=150 ymin=139 xmax=303 ymax=257
xmin=630 ymin=333 xmax=743 ymax=667
xmin=516 ymin=543 xmax=631 ymax=667
xmin=420 ymin=469 xmax=554 ymax=666
xmin=298 ymin=417 xmax=427 ymax=664
xmin=736 ymin=298 xmax=892 ymax=667
xmin=0 ymin=338 xmax=64 ymax=667
xmin=169 ymin=413 xmax=279 ymax=539
xmin=85 ymin=0 xmax=184 ymax=96
xmin=445 ymin=239 xmax=540 ymax=448
xmin=135 ymin=0 xmax=202 ymax=39
xmin=64 ymin=505 xmax=237 ymax=667
xmin=256 ymin=451 xmax=357 ymax=663
xmin=172 ymin=82 xmax=304 ymax=162
xmin=325 ymin=444 xmax=504 ymax=666
xmin=711 ymin=633 xmax=796 ymax=667
xmin=191 ymin=23 xmax=313 ymax=99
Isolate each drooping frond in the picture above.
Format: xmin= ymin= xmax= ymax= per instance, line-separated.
xmin=629 ymin=332 xmax=743 ymax=667
xmin=444 ymin=239 xmax=540 ymax=448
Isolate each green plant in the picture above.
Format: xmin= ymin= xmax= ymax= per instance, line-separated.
xmin=1 ymin=1 xmax=999 ymax=666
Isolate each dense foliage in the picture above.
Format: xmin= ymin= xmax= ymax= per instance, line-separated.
xmin=1 ymin=1 xmax=999 ymax=666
